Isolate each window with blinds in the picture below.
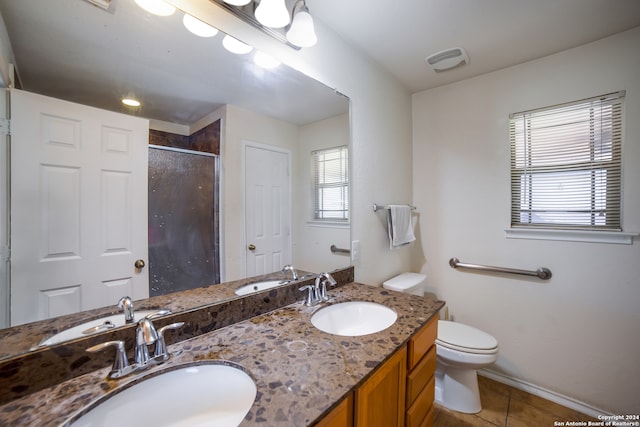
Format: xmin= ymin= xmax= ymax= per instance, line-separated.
xmin=509 ymin=91 xmax=624 ymax=231
xmin=312 ymin=146 xmax=349 ymax=221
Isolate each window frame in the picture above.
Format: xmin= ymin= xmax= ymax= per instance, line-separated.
xmin=311 ymin=145 xmax=349 ymax=224
xmin=508 ymin=91 xmax=625 ymax=235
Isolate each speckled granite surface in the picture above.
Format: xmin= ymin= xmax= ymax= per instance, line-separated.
xmin=0 ymin=281 xmax=444 ymax=426
xmin=0 ymin=269 xmax=316 ymax=360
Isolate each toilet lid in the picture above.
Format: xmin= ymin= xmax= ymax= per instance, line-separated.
xmin=437 ymin=320 xmax=498 ymax=353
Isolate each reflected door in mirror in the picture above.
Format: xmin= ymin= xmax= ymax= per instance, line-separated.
xmin=9 ymin=90 xmax=149 ymax=326
xmin=245 ymin=145 xmax=291 ymax=276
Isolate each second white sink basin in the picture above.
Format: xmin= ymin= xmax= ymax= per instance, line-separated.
xmin=234 ymin=279 xmax=289 ymax=296
xmin=70 ymin=363 xmax=256 ymax=427
xmin=37 ymin=310 xmax=162 ymax=347
xmin=311 ymin=301 xmax=397 ymax=336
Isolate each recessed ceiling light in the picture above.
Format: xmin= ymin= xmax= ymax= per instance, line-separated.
xmin=122 ymin=98 xmax=141 ymax=107
xmin=222 ymin=35 xmax=253 ymax=54
xmin=183 ymin=14 xmax=219 ymax=38
xmin=134 ymin=0 xmax=176 ymax=16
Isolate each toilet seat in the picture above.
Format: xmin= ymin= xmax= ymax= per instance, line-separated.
xmin=437 ymin=321 xmax=498 ymax=354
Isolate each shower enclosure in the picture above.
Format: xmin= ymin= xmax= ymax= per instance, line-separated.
xmin=148 ymin=145 xmax=220 ymax=296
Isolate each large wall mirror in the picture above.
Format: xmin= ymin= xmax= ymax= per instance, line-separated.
xmin=0 ymin=0 xmax=350 ymax=358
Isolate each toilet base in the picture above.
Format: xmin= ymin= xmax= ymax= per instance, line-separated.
xmin=435 ymin=364 xmax=482 ymax=414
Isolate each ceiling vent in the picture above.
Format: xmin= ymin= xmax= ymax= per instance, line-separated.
xmin=425 ymin=47 xmax=469 ymax=72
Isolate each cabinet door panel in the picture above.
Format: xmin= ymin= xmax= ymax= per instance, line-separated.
xmin=316 ymin=393 xmax=353 ymax=427
xmin=355 ymin=346 xmax=407 ymax=427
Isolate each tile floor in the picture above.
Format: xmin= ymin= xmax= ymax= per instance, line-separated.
xmin=433 ymin=375 xmax=595 ymax=427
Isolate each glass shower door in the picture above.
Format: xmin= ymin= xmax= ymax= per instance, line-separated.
xmin=148 ymin=146 xmax=219 ymax=296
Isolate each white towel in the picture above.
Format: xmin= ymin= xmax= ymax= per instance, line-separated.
xmin=387 ymin=205 xmax=415 ymax=249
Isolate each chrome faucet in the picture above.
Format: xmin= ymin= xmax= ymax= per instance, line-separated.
xmin=316 ymin=272 xmax=337 ymax=301
xmin=135 ymin=317 xmax=159 ymax=365
xmin=300 ymin=272 xmax=337 ymax=306
xmin=118 ymin=296 xmax=134 ymax=323
xmin=282 ymin=264 xmax=299 ymax=281
xmin=86 ymin=311 xmax=182 ymax=379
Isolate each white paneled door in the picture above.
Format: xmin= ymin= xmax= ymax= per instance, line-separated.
xmin=244 ymin=144 xmax=291 ymax=277
xmin=10 ymin=89 xmax=149 ymax=326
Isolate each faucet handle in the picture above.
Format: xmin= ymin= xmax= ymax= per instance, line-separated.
xmin=154 ymin=322 xmax=185 ymax=361
xmin=145 ymin=309 xmax=172 ymax=320
xmin=86 ymin=340 xmax=132 ymax=379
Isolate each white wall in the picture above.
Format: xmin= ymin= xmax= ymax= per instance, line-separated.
xmin=293 ymin=113 xmax=351 ymax=273
xmin=412 ymin=27 xmax=640 ymax=414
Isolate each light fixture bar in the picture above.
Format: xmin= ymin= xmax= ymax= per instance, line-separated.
xmin=208 ymin=0 xmax=301 ymax=50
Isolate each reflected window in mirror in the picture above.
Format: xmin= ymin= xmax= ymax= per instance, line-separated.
xmin=312 ymin=146 xmax=349 ymax=222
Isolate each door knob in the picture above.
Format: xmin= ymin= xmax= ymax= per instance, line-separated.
xmin=134 ymin=259 xmax=146 ymax=269
xmin=248 ymin=244 xmax=256 ymax=251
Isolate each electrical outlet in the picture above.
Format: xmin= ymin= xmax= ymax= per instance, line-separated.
xmin=351 ymin=240 xmax=360 ymax=261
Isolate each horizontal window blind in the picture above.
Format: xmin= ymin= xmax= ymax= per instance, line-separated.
xmin=312 ymin=146 xmax=349 ymax=221
xmin=510 ymin=91 xmax=624 ymax=230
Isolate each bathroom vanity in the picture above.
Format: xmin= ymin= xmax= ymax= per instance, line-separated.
xmin=0 ymin=268 xmax=444 ymax=426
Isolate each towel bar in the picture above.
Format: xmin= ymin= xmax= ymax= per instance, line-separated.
xmin=449 ymin=257 xmax=552 ymax=280
xmin=373 ymin=203 xmax=417 ymax=212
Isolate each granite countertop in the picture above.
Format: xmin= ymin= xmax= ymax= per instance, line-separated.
xmin=0 ymin=282 xmax=444 ymax=426
xmin=0 ymin=271 xmax=312 ymax=360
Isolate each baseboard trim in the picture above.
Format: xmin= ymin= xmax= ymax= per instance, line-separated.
xmin=478 ymin=369 xmax=610 ymax=419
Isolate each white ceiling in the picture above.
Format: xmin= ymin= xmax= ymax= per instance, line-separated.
xmin=1 ymin=0 xmax=639 ymax=126
xmin=310 ymin=0 xmax=640 ymax=93
xmin=0 ymin=0 xmax=348 ymax=126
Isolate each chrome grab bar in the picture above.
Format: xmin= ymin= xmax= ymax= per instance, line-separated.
xmin=330 ymin=245 xmax=350 ymax=254
xmin=449 ymin=257 xmax=552 ymax=280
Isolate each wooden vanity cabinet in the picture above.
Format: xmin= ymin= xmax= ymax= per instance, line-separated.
xmin=316 ymin=315 xmax=438 ymax=427
xmin=355 ymin=346 xmax=407 ymax=427
xmin=315 ymin=393 xmax=354 ymax=427
xmin=406 ymin=315 xmax=438 ymax=427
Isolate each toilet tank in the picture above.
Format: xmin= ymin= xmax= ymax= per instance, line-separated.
xmin=382 ymin=272 xmax=426 ymax=296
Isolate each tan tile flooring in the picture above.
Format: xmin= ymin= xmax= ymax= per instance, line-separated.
xmin=434 ymin=375 xmax=595 ymax=427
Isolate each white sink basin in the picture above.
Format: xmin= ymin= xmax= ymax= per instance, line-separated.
xmin=71 ymin=363 xmax=256 ymax=427
xmin=37 ymin=310 xmax=163 ymax=347
xmin=234 ymin=279 xmax=289 ymax=296
xmin=311 ymin=301 xmax=397 ymax=336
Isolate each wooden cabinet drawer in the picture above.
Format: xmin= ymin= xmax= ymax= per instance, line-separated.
xmin=406 ymin=345 xmax=436 ymax=406
xmin=405 ymin=376 xmax=435 ymax=427
xmin=408 ymin=314 xmax=438 ymax=370
xmin=419 ymin=404 xmax=435 ymax=427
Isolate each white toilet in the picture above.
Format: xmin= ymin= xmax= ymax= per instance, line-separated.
xmin=382 ymin=273 xmax=499 ymax=414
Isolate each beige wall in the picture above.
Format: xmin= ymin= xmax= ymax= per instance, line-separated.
xmin=412 ymin=27 xmax=640 ymax=414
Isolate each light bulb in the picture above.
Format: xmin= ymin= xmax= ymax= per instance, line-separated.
xmin=222 ymin=35 xmax=253 ymax=54
xmin=286 ymin=9 xmax=317 ymax=47
xmin=255 ymin=0 xmax=290 ymax=28
xmin=183 ymin=14 xmax=219 ymax=38
xmin=134 ymin=0 xmax=176 ymax=16
xmin=122 ymin=98 xmax=141 ymax=107
xmin=223 ymin=0 xmax=251 ymax=5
